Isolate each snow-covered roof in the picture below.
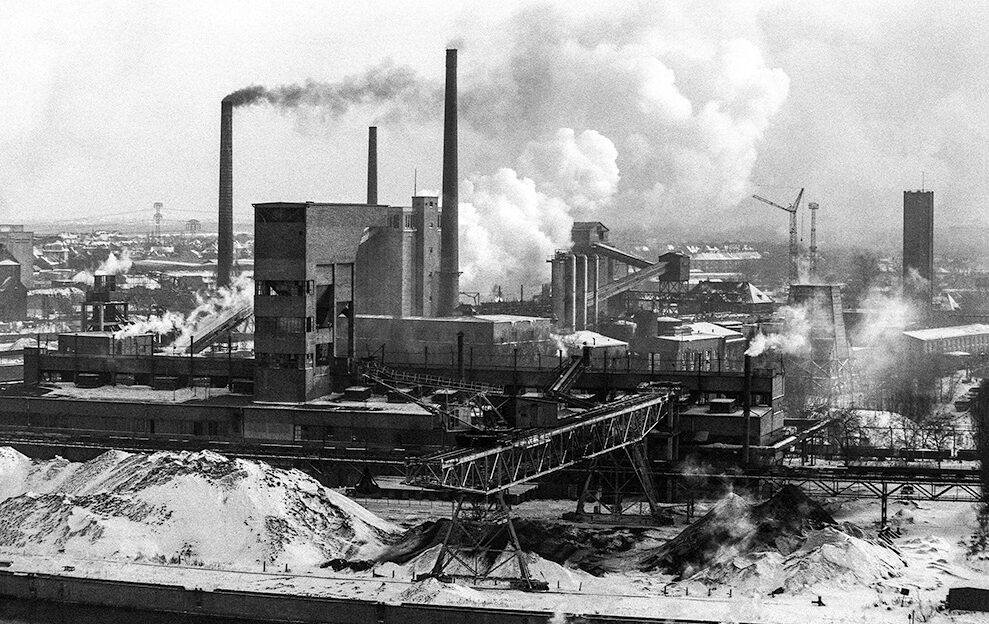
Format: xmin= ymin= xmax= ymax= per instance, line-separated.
xmin=903 ymin=324 xmax=989 ymax=341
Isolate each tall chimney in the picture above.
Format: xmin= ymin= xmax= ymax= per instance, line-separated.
xmin=217 ymin=99 xmax=233 ymax=288
xmin=437 ymin=48 xmax=460 ymax=317
xmin=367 ymin=126 xmax=378 ymax=205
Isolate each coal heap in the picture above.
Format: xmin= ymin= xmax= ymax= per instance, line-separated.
xmin=640 ymin=485 xmax=836 ymax=578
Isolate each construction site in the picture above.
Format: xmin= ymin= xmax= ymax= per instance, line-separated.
xmin=0 ymin=44 xmax=986 ymax=624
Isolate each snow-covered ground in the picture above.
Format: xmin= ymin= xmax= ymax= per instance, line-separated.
xmin=0 ymin=447 xmax=985 ymax=623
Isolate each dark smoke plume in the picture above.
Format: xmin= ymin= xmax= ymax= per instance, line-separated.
xmin=223 ymin=60 xmax=440 ymax=120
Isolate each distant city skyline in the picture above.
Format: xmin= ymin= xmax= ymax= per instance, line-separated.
xmin=4 ymin=1 xmax=989 ymax=287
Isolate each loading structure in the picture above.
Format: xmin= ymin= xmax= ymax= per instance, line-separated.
xmin=405 ymin=390 xmax=676 ymax=590
xmin=550 ymin=222 xmax=690 ymax=331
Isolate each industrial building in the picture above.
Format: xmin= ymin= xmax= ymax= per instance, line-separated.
xmin=902 ymin=323 xmax=989 ymax=358
xmin=550 ymin=222 xmax=691 ymax=330
xmin=9 ymin=46 xmax=810 ymax=510
xmin=550 ymin=223 xmax=775 ymax=336
xmin=0 ymin=225 xmax=34 ymax=289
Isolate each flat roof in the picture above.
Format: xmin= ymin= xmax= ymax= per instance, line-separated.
xmin=903 ymin=324 xmax=989 ymax=341
xmin=357 ymin=314 xmax=549 ymax=324
xmin=656 ymin=334 xmax=722 ymax=343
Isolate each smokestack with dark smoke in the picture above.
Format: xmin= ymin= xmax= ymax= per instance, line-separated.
xmin=367 ymin=126 xmax=377 ymax=205
xmin=217 ymin=99 xmax=233 ymax=288
xmin=437 ymin=48 xmax=460 ymax=317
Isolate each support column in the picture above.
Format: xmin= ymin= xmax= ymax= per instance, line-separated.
xmin=588 ymin=254 xmax=600 ymax=328
xmin=550 ymin=255 xmax=566 ymax=326
xmin=564 ymin=254 xmax=576 ymax=331
xmin=575 ymin=255 xmax=587 ymax=330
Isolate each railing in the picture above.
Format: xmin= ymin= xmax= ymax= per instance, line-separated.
xmin=363 ymin=346 xmax=771 ymax=377
xmin=359 ymin=360 xmax=501 ymax=393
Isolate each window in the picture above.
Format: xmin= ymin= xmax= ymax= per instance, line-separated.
xmin=316 ymin=342 xmax=332 ymax=366
xmin=257 ymin=206 xmax=304 ymax=223
xmin=316 ymin=285 xmax=334 ymax=329
xmin=404 ymin=214 xmax=415 ymax=230
xmin=255 ymin=316 xmax=305 ymax=335
xmin=256 ymin=280 xmax=309 ymax=297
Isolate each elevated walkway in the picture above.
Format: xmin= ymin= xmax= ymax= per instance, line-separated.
xmin=187 ymin=302 xmax=252 ymax=353
xmin=589 ymin=242 xmax=651 ymax=269
xmin=595 ymin=259 xmax=672 ymax=301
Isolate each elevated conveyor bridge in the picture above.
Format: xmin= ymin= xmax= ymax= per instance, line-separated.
xmin=405 ymin=391 xmax=674 ymax=496
xmin=187 ymin=302 xmax=253 ymax=353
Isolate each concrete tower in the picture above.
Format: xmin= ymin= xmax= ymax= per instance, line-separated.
xmin=903 ymin=190 xmax=934 ymax=312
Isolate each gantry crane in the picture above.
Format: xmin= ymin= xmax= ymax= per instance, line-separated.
xmin=752 ymin=188 xmax=804 ymax=283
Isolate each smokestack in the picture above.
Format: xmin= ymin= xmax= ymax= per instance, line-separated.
xmin=367 ymin=126 xmax=378 ymax=205
xmin=742 ymin=353 xmax=752 ymax=466
xmin=437 ymin=48 xmax=460 ymax=317
xmin=217 ymin=99 xmax=233 ymax=288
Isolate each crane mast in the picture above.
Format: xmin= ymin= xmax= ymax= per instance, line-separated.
xmin=808 ymin=201 xmax=819 ymax=280
xmin=751 ymin=188 xmax=804 ymax=283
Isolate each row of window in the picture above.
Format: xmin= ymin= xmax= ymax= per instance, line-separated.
xmin=256 ymin=280 xmax=315 ymax=297
xmin=256 ymin=343 xmax=333 ymax=369
xmin=926 ymin=333 xmax=989 ymax=353
xmin=388 ymin=214 xmax=439 ymax=230
xmin=0 ymin=413 xmax=227 ymax=437
xmin=255 ymin=316 xmax=316 ymax=334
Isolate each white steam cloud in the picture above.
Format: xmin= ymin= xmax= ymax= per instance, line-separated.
xmin=459 ymin=128 xmax=619 ymax=292
xmin=115 ymin=275 xmax=253 ymax=349
xmin=454 ymin=3 xmax=789 ymax=291
xmin=746 ymin=304 xmax=812 ymax=357
xmin=459 ymin=169 xmax=574 ymax=292
xmin=72 ymin=251 xmax=133 ymax=287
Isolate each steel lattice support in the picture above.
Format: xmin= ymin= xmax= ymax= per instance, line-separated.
xmin=405 ymin=392 xmax=673 ymax=495
xmin=423 ymin=492 xmax=547 ymax=591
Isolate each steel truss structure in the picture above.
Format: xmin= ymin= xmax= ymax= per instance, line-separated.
xmin=406 ymin=392 xmax=674 ymax=495
xmin=359 ymin=359 xmax=501 ymax=394
xmin=424 ymin=492 xmax=547 ymax=591
xmin=574 ymin=444 xmax=663 ymax=520
xmin=786 ymin=355 xmax=853 ymax=410
xmin=663 ymin=469 xmax=982 ymax=525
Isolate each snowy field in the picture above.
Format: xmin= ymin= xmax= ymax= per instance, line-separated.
xmin=0 ymin=447 xmax=984 ymax=623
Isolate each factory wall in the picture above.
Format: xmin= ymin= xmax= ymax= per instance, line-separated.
xmin=254 ymin=202 xmax=397 ymax=402
xmin=356 ymin=314 xmax=554 ymax=361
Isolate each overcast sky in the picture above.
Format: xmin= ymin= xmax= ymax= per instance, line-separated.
xmin=2 ymin=1 xmax=988 ymax=288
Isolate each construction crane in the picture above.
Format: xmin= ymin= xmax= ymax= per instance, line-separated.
xmin=808 ymin=201 xmax=819 ymax=280
xmin=752 ymin=188 xmax=804 ymax=283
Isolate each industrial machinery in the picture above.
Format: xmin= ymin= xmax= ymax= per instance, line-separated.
xmin=752 ymin=188 xmax=804 ymax=283
xmin=404 ymin=390 xmax=676 ymax=590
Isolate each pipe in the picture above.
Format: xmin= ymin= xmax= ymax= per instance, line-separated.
xmin=217 ymin=100 xmax=233 ymax=288
xmin=437 ymin=49 xmax=459 ymax=316
xmin=367 ymin=126 xmax=378 ymax=205
xmin=742 ymin=354 xmax=752 ymax=465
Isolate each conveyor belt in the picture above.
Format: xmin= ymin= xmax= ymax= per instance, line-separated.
xmin=406 ymin=391 xmax=674 ymax=495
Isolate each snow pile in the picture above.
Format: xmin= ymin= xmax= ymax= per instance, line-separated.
xmin=695 ymin=527 xmax=906 ymax=594
xmin=398 ymin=577 xmax=492 ymax=605
xmin=0 ymin=448 xmax=398 ymax=568
xmin=641 ymin=485 xmax=836 ymax=578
